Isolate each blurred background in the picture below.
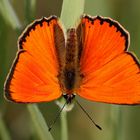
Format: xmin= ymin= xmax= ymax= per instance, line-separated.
xmin=0 ymin=0 xmax=140 ymax=140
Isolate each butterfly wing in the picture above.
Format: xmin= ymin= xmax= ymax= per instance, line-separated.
xmin=76 ymin=15 xmax=140 ymax=104
xmin=4 ymin=16 xmax=65 ymax=103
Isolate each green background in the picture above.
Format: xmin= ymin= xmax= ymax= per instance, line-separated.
xmin=0 ymin=0 xmax=140 ymax=140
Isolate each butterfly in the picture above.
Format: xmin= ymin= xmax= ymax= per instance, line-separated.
xmin=4 ymin=15 xmax=140 ymax=105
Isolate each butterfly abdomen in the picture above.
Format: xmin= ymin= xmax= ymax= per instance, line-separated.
xmin=61 ymin=28 xmax=81 ymax=94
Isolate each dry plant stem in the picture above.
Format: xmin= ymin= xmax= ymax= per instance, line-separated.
xmin=60 ymin=0 xmax=85 ymax=29
xmin=60 ymin=0 xmax=85 ymax=140
xmin=61 ymin=110 xmax=68 ymax=140
xmin=28 ymin=105 xmax=54 ymax=140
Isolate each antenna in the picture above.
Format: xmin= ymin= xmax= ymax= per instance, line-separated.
xmin=75 ymin=99 xmax=102 ymax=130
xmin=48 ymin=100 xmax=67 ymax=131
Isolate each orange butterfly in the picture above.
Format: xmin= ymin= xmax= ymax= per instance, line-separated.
xmin=4 ymin=15 xmax=140 ymax=105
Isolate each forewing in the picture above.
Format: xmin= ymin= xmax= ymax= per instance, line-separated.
xmin=77 ymin=15 xmax=140 ymax=104
xmin=4 ymin=16 xmax=64 ymax=103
